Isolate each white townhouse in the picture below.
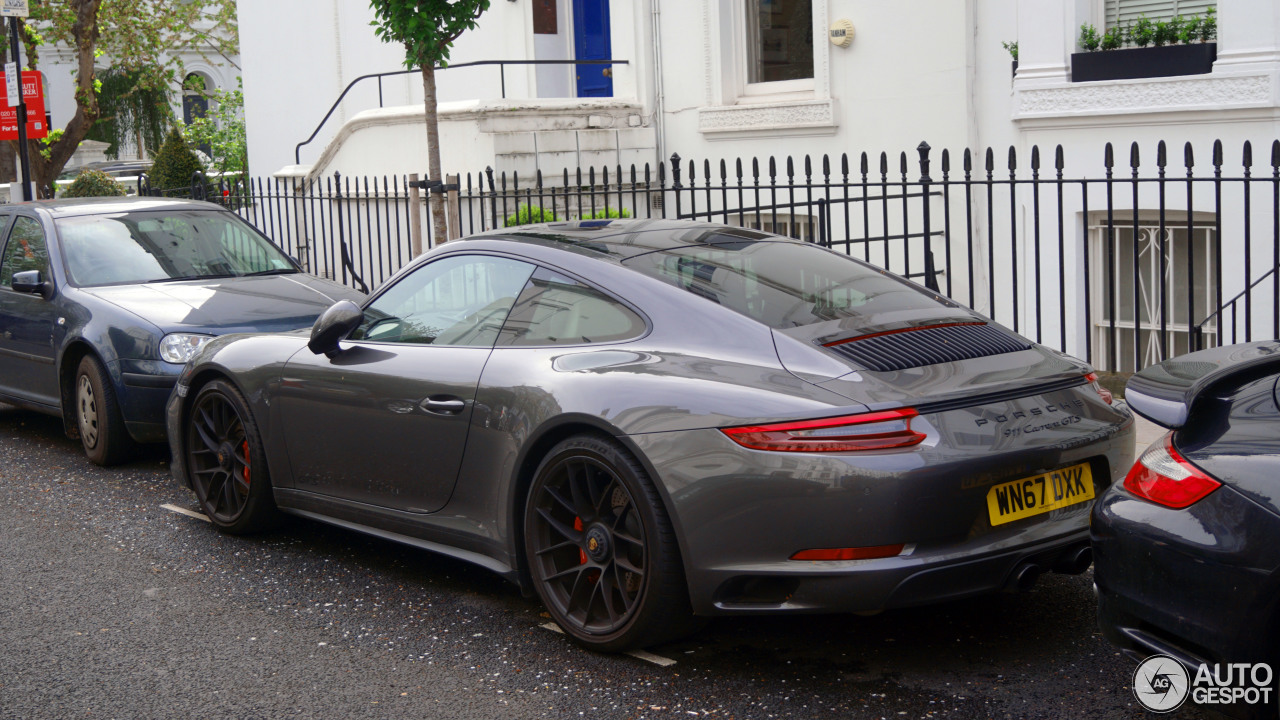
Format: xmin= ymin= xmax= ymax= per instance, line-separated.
xmin=238 ymin=0 xmax=1280 ymax=371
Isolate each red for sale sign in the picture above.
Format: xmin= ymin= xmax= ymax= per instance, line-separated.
xmin=0 ymin=70 xmax=47 ymax=139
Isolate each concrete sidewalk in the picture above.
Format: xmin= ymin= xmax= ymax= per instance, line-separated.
xmin=1132 ymin=412 xmax=1164 ymax=449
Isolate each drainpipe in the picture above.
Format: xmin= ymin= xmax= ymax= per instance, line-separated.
xmin=651 ymin=0 xmax=665 ymax=168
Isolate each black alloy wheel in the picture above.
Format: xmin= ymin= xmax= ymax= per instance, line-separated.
xmin=185 ymin=379 xmax=278 ymax=534
xmin=525 ymin=435 xmax=695 ymax=652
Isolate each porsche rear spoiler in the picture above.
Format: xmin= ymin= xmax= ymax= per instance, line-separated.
xmin=1126 ymin=341 xmax=1280 ymax=428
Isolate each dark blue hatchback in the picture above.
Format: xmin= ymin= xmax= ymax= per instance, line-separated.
xmin=0 ymin=197 xmax=364 ymax=465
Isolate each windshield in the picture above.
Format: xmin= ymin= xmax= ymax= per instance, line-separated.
xmin=56 ymin=210 xmax=296 ymax=286
xmin=621 ymin=239 xmax=954 ymax=329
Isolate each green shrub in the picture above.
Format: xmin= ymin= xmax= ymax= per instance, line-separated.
xmin=1101 ymin=26 xmax=1124 ymax=50
xmin=1199 ymin=7 xmax=1216 ymax=42
xmin=60 ymin=169 xmax=127 ymax=198
xmin=1078 ymin=25 xmax=1100 ymax=52
xmin=1153 ymin=19 xmax=1175 ymax=46
xmin=1001 ymin=40 xmax=1019 ymax=60
xmin=1128 ymin=16 xmax=1155 ymax=47
xmin=1177 ymin=15 xmax=1201 ymax=44
xmin=149 ymin=127 xmax=207 ymax=193
xmin=585 ymin=207 xmax=631 ymax=220
xmin=503 ymin=204 xmax=558 ymax=227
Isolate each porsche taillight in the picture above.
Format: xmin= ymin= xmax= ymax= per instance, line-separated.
xmin=721 ymin=408 xmax=925 ymax=452
xmin=1123 ymin=433 xmax=1221 ymax=509
xmin=1084 ymin=372 xmax=1114 ymax=404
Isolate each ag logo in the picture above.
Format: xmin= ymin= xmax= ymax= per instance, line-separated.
xmin=1134 ymin=654 xmax=1190 ymax=712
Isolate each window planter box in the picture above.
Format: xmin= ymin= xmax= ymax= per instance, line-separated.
xmin=1071 ymin=43 xmax=1216 ymax=83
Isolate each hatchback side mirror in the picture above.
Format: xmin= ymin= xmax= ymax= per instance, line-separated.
xmin=308 ymin=299 xmax=363 ymax=358
xmin=12 ymin=269 xmax=52 ymax=299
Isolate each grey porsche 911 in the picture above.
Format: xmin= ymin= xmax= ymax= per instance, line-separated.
xmin=166 ymin=219 xmax=1134 ymax=651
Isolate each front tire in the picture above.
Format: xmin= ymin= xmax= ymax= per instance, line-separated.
xmin=75 ymin=356 xmax=134 ymax=466
xmin=184 ymin=379 xmax=279 ymax=534
xmin=524 ymin=434 xmax=695 ymax=652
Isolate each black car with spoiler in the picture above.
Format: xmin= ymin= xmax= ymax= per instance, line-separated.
xmin=1092 ymin=341 xmax=1280 ymax=719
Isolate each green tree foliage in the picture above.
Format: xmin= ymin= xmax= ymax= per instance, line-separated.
xmin=182 ymin=78 xmax=247 ymax=177
xmin=149 ymin=127 xmax=204 ymax=192
xmin=18 ymin=0 xmax=238 ymax=197
xmin=85 ymin=68 xmax=172 ymax=159
xmin=60 ymin=168 xmax=126 ymax=197
xmin=369 ymin=0 xmax=490 ymax=244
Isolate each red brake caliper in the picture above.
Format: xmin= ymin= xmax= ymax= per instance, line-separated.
xmin=574 ymin=516 xmax=586 ymax=565
xmin=241 ymin=441 xmax=251 ymax=485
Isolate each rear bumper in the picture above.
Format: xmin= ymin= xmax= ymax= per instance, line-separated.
xmin=631 ymin=385 xmax=1135 ymax=616
xmin=1092 ymin=485 xmax=1280 ymax=719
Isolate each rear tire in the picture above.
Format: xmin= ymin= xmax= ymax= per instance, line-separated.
xmin=524 ymin=434 xmax=697 ymax=652
xmin=75 ymin=356 xmax=134 ymax=466
xmin=184 ymin=379 xmax=279 ymax=534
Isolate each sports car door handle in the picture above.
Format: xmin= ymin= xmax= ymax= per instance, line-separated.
xmin=420 ymin=396 xmax=466 ymax=415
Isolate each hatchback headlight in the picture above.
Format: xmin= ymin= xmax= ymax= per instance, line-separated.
xmin=159 ymin=333 xmax=215 ymax=364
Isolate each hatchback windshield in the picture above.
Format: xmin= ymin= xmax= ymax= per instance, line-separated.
xmin=56 ymin=210 xmax=296 ymax=286
xmin=621 ymin=239 xmax=953 ymax=329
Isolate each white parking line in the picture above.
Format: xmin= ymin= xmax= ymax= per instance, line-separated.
xmin=539 ymin=622 xmax=676 ymax=666
xmin=161 ymin=504 xmax=211 ymax=523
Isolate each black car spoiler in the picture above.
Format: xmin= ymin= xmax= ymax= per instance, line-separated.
xmin=1126 ymin=341 xmax=1280 ymax=428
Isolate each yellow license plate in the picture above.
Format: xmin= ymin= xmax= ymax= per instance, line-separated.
xmin=986 ymin=462 xmax=1095 ymax=526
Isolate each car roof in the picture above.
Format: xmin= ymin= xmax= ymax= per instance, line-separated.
xmin=0 ymin=196 xmax=227 ymax=218
xmin=464 ymin=218 xmax=786 ymax=261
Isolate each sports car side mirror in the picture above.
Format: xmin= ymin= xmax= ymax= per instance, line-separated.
xmin=308 ymin=299 xmax=363 ymax=358
xmin=12 ymin=270 xmax=52 ymax=299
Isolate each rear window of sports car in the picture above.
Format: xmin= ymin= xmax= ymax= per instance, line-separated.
xmin=620 ymin=239 xmax=953 ymax=329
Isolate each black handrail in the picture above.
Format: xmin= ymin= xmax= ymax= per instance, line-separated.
xmin=294 ymin=59 xmax=630 ymax=165
xmin=1192 ymin=264 xmax=1279 ymax=351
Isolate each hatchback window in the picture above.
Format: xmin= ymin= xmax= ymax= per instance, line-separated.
xmin=497 ymin=268 xmax=645 ymax=346
xmin=56 ymin=210 xmax=295 ymax=286
xmin=621 ymin=239 xmax=954 ymax=329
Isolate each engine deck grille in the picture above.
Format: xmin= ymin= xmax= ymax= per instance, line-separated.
xmin=824 ymin=323 xmax=1032 ymax=372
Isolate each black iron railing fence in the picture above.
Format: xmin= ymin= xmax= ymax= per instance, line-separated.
xmin=146 ymin=138 xmax=1280 ymax=373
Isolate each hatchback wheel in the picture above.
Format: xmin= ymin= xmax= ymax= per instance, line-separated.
xmin=185 ymin=379 xmax=278 ymax=534
xmin=525 ymin=435 xmax=696 ymax=652
xmin=75 ymin=356 xmax=134 ymax=466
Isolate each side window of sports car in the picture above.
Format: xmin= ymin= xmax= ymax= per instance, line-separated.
xmin=0 ymin=216 xmax=48 ymax=288
xmin=350 ymin=254 xmax=536 ymax=347
xmin=496 ymin=267 xmax=646 ymax=346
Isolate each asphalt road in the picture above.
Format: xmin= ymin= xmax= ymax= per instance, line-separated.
xmin=0 ymin=402 xmax=1203 ymax=720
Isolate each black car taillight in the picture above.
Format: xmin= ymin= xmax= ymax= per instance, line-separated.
xmin=721 ymin=408 xmax=925 ymax=452
xmin=1123 ymin=433 xmax=1221 ymax=509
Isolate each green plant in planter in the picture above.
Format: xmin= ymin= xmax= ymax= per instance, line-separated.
xmin=1101 ymin=26 xmax=1124 ymax=50
xmin=503 ymin=203 xmax=559 ymax=227
xmin=1078 ymin=24 xmax=1100 ymax=52
xmin=1199 ymin=7 xmax=1216 ymax=42
xmin=1153 ymin=18 xmax=1177 ymax=46
xmin=1177 ymin=15 xmax=1202 ymax=44
xmin=1001 ymin=40 xmax=1018 ymax=60
xmin=60 ymin=169 xmax=127 ymax=198
xmin=585 ymin=207 xmax=631 ymax=220
xmin=1128 ymin=16 xmax=1155 ymax=47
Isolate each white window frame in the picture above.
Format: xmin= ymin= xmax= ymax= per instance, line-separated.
xmin=698 ymin=0 xmax=835 ymax=137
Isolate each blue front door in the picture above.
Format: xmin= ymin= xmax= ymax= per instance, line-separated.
xmin=572 ymin=0 xmax=612 ymax=97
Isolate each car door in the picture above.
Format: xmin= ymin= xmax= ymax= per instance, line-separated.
xmin=0 ymin=214 xmax=61 ymax=407
xmin=279 ymin=253 xmax=536 ymax=513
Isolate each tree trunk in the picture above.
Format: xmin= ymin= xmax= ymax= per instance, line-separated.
xmin=420 ymin=63 xmax=448 ymax=244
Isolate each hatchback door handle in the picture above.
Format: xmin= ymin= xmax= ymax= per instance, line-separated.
xmin=420 ymin=396 xmax=466 ymax=415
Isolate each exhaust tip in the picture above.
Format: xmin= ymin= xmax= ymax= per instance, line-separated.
xmin=1007 ymin=562 xmax=1043 ymax=593
xmin=1052 ymin=545 xmax=1093 ymax=575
